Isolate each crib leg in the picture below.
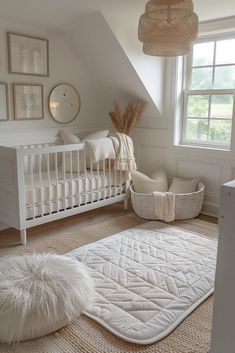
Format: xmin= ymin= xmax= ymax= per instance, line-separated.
xmin=124 ymin=181 xmax=131 ymax=211
xmin=124 ymin=193 xmax=130 ymax=211
xmin=124 ymin=197 xmax=128 ymax=211
xmin=20 ymin=229 xmax=27 ymax=245
xmin=124 ymin=185 xmax=130 ymax=211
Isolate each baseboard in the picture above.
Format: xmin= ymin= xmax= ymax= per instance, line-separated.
xmin=202 ymin=202 xmax=219 ymax=218
xmin=0 ymin=223 xmax=8 ymax=231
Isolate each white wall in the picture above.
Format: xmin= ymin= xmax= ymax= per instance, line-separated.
xmin=64 ymin=12 xmax=165 ymax=129
xmin=0 ymin=18 xmax=108 ymax=147
xmin=104 ymin=12 xmax=166 ymax=125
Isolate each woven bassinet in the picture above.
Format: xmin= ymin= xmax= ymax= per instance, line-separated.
xmin=130 ymin=181 xmax=205 ymax=221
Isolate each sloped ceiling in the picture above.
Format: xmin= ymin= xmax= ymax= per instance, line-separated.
xmin=0 ymin=0 xmax=235 ymax=29
xmin=64 ymin=12 xmax=164 ymax=127
xmin=104 ymin=13 xmax=165 ymax=115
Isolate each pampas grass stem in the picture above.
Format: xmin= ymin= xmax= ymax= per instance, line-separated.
xmin=108 ymin=100 xmax=146 ymax=135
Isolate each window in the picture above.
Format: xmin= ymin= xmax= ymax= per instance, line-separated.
xmin=182 ymin=36 xmax=235 ymax=148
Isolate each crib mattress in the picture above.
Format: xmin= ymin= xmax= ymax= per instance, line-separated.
xmin=25 ymin=170 xmax=123 ymax=206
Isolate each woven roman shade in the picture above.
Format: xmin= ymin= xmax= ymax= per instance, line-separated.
xmin=138 ymin=0 xmax=198 ymax=56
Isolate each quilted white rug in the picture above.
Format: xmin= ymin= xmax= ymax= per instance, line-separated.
xmin=67 ymin=221 xmax=218 ymax=345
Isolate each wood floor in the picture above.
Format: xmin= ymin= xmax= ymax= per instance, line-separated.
xmin=0 ymin=202 xmax=218 ymax=256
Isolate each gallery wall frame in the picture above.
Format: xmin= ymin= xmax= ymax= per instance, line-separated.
xmin=0 ymin=83 xmax=9 ymax=122
xmin=7 ymin=32 xmax=49 ymax=77
xmin=13 ymin=83 xmax=44 ymax=121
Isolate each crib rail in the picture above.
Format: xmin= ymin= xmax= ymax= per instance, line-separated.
xmin=15 ymin=143 xmax=127 ymax=226
xmin=16 ymin=142 xmax=85 ymax=155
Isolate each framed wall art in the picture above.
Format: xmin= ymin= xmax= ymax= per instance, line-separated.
xmin=0 ymin=83 xmax=9 ymax=121
xmin=49 ymin=83 xmax=81 ymax=124
xmin=13 ymin=84 xmax=44 ymax=121
xmin=8 ymin=32 xmax=49 ymax=76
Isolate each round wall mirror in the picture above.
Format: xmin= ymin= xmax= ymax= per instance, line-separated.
xmin=48 ymin=84 xmax=81 ymax=124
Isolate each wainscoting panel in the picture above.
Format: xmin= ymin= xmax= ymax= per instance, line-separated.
xmin=136 ymin=144 xmax=165 ymax=175
xmin=231 ymin=167 xmax=235 ymax=180
xmin=131 ymin=128 xmax=168 ymax=148
xmin=0 ymin=158 xmax=13 ymax=185
xmin=177 ymin=160 xmax=222 ymax=195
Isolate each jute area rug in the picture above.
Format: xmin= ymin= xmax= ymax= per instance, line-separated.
xmin=0 ymin=210 xmax=218 ymax=353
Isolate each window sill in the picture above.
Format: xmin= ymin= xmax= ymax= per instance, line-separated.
xmin=168 ymin=143 xmax=234 ymax=161
xmin=178 ymin=143 xmax=230 ymax=152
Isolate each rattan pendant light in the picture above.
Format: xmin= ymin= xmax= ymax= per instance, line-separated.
xmin=138 ymin=0 xmax=198 ymax=56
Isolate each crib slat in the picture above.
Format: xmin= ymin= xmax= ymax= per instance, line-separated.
xmin=70 ymin=151 xmax=74 ymax=208
xmin=29 ymin=155 xmax=35 ymax=219
xmin=27 ymin=150 xmax=30 ymax=175
xmin=103 ymin=159 xmax=106 ymax=200
xmin=38 ymin=154 xmax=44 ymax=216
xmin=97 ymin=161 xmax=100 ymax=201
xmin=46 ymin=153 xmax=52 ymax=215
xmin=54 ymin=152 xmax=59 ymax=213
xmin=62 ymin=152 xmax=66 ymax=210
xmin=90 ymin=157 xmax=94 ymax=204
xmin=83 ymin=150 xmax=87 ymax=205
xmin=108 ymin=158 xmax=112 ymax=199
xmin=120 ymin=168 xmax=123 ymax=195
xmin=76 ymin=150 xmax=80 ymax=207
xmin=125 ymin=179 xmax=130 ymax=199
xmin=114 ymin=162 xmax=117 ymax=197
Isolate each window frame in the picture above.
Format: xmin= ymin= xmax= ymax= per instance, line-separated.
xmin=181 ymin=32 xmax=235 ymax=149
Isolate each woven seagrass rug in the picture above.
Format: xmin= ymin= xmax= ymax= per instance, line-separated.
xmin=0 ymin=210 xmax=218 ymax=353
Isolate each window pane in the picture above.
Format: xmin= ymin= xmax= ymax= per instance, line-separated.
xmin=214 ymin=66 xmax=235 ymax=89
xmin=185 ymin=119 xmax=208 ymax=141
xmin=192 ymin=67 xmax=213 ymax=89
xmin=216 ymin=39 xmax=235 ymax=65
xmin=193 ymin=42 xmax=214 ymax=67
xmin=211 ymin=95 xmax=234 ymax=119
xmin=209 ymin=120 xmax=232 ymax=144
xmin=187 ymin=95 xmax=209 ymax=118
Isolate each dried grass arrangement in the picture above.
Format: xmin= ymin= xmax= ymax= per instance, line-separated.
xmin=109 ymin=100 xmax=146 ymax=135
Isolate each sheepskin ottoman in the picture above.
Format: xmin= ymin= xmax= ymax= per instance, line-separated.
xmin=0 ymin=253 xmax=95 ymax=344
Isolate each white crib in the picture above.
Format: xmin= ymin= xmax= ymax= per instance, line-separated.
xmin=0 ymin=142 xmax=130 ymax=245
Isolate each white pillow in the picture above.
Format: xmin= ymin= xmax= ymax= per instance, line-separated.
xmin=59 ymin=129 xmax=80 ymax=144
xmin=168 ymin=177 xmax=199 ymax=194
xmin=150 ymin=168 xmax=168 ymax=191
xmin=82 ymin=130 xmax=109 ymax=142
xmin=60 ymin=130 xmax=109 ymax=172
xmin=131 ymin=170 xmax=168 ymax=194
xmin=85 ymin=138 xmax=115 ymax=163
xmin=83 ymin=131 xmax=110 ymax=170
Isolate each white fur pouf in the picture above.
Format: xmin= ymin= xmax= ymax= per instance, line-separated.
xmin=0 ymin=253 xmax=95 ymax=343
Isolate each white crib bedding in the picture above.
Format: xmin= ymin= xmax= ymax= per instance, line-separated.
xmin=25 ymin=170 xmax=124 ymax=207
